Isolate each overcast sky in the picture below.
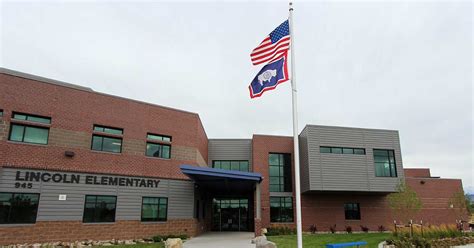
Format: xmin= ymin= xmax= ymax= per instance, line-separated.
xmin=1 ymin=0 xmax=472 ymax=193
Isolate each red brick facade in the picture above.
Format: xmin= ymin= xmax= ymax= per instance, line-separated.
xmin=0 ymin=219 xmax=202 ymax=244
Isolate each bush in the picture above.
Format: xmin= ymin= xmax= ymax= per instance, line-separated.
xmin=309 ymin=224 xmax=317 ymax=234
xmin=152 ymin=234 xmax=189 ymax=242
xmin=378 ymin=225 xmax=386 ymax=232
xmin=266 ymin=227 xmax=296 ymax=236
xmin=329 ymin=224 xmax=336 ymax=234
xmin=360 ymin=225 xmax=369 ymax=233
xmin=345 ymin=226 xmax=352 ymax=233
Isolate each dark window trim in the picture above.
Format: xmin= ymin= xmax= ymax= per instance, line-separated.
xmin=93 ymin=124 xmax=123 ymax=136
xmin=212 ymin=160 xmax=250 ymax=172
xmin=145 ymin=142 xmax=171 ymax=159
xmin=146 ymin=133 xmax=172 ymax=143
xmin=373 ymin=149 xmax=397 ymax=177
xmin=140 ymin=196 xmax=168 ymax=222
xmin=8 ymin=123 xmax=50 ymax=145
xmin=269 ymin=153 xmax=292 ymax=193
xmin=320 ymin=146 xmax=366 ymax=155
xmin=270 ymin=196 xmax=294 ymax=223
xmin=344 ymin=203 xmax=361 ymax=220
xmin=0 ymin=192 xmax=40 ymax=224
xmin=82 ymin=195 xmax=117 ymax=223
xmin=12 ymin=112 xmax=51 ymax=124
xmin=91 ymin=134 xmax=123 ymax=153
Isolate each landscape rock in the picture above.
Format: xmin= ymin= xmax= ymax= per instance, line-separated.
xmin=164 ymin=238 xmax=183 ymax=248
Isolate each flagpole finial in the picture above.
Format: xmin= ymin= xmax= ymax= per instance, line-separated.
xmin=289 ymin=2 xmax=293 ymax=11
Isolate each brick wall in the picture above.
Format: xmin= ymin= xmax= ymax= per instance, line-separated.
xmin=252 ymin=135 xmax=295 ymax=229
xmin=0 ymin=73 xmax=208 ymax=179
xmin=405 ymin=168 xmax=431 ymax=178
xmin=0 ymin=219 xmax=201 ymax=245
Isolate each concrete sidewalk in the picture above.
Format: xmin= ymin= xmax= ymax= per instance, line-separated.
xmin=183 ymin=232 xmax=256 ymax=248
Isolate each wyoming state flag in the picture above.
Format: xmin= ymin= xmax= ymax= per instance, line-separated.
xmin=248 ymin=53 xmax=289 ymax=98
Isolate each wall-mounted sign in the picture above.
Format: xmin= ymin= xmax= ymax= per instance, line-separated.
xmin=59 ymin=194 xmax=67 ymax=201
xmin=15 ymin=170 xmax=160 ymax=188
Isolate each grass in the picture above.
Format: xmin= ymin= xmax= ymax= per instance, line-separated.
xmin=267 ymin=233 xmax=391 ymax=248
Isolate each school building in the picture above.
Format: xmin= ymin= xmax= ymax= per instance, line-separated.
xmin=0 ymin=68 xmax=467 ymax=244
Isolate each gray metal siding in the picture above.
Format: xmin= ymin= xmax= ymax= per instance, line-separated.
xmin=300 ymin=125 xmax=404 ymax=193
xmin=298 ymin=128 xmax=310 ymax=193
xmin=0 ymin=168 xmax=194 ymax=221
xmin=208 ymin=139 xmax=252 ymax=170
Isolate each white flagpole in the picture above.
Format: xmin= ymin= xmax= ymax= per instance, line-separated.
xmin=289 ymin=2 xmax=303 ymax=248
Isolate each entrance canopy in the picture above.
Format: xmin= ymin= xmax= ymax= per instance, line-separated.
xmin=180 ymin=165 xmax=262 ymax=194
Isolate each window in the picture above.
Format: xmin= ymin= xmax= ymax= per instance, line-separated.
xmin=320 ymin=146 xmax=366 ymax=155
xmin=344 ymin=203 xmax=361 ymax=220
xmin=269 ymin=153 xmax=292 ymax=192
xmin=146 ymin=143 xmax=171 ymax=159
xmin=141 ymin=197 xmax=168 ymax=222
xmin=12 ymin=112 xmax=51 ymax=124
xmin=146 ymin=133 xmax=172 ymax=159
xmin=9 ymin=124 xmax=49 ymax=145
xmin=270 ymin=197 xmax=293 ymax=222
xmin=0 ymin=193 xmax=40 ymax=224
xmin=93 ymin=125 xmax=123 ymax=135
xmin=91 ymin=125 xmax=123 ymax=153
xmin=147 ymin=133 xmax=171 ymax=142
xmin=213 ymin=161 xmax=249 ymax=172
xmin=83 ymin=195 xmax=117 ymax=223
xmin=374 ymin=149 xmax=397 ymax=177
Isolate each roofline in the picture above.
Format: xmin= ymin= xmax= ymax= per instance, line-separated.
xmin=252 ymin=134 xmax=293 ymax=138
xmin=301 ymin=124 xmax=399 ymax=133
xmin=0 ymin=67 xmax=201 ymax=117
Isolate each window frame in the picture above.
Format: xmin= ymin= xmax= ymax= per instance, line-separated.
xmin=145 ymin=142 xmax=171 ymax=159
xmin=0 ymin=192 xmax=40 ymax=224
xmin=270 ymin=196 xmax=294 ymax=223
xmin=320 ymin=146 xmax=366 ymax=155
xmin=269 ymin=153 xmax=292 ymax=192
xmin=82 ymin=195 xmax=117 ymax=223
xmin=8 ymin=123 xmax=50 ymax=145
xmin=373 ymin=149 xmax=397 ymax=177
xmin=12 ymin=112 xmax=51 ymax=124
xmin=212 ymin=160 xmax=249 ymax=172
xmin=344 ymin=203 xmax=361 ymax=220
xmin=93 ymin=125 xmax=123 ymax=135
xmin=140 ymin=197 xmax=168 ymax=222
xmin=91 ymin=134 xmax=123 ymax=153
xmin=147 ymin=133 xmax=172 ymax=142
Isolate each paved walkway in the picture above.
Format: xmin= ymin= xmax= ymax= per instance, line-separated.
xmin=183 ymin=232 xmax=256 ymax=248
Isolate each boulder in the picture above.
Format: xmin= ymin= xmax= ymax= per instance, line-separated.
xmin=252 ymin=235 xmax=267 ymax=245
xmin=164 ymin=238 xmax=183 ymax=248
xmin=252 ymin=236 xmax=277 ymax=248
xmin=261 ymin=228 xmax=268 ymax=235
xmin=258 ymin=241 xmax=277 ymax=248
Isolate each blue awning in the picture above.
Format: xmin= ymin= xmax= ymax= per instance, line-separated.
xmin=180 ymin=165 xmax=262 ymax=193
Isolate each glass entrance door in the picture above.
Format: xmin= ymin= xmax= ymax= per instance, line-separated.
xmin=212 ymin=198 xmax=249 ymax=231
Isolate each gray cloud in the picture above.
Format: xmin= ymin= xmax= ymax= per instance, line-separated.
xmin=1 ymin=1 xmax=472 ymax=192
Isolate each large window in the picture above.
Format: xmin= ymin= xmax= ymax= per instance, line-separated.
xmin=83 ymin=195 xmax=117 ymax=223
xmin=141 ymin=197 xmax=168 ymax=222
xmin=213 ymin=161 xmax=249 ymax=172
xmin=9 ymin=112 xmax=51 ymax=145
xmin=270 ymin=197 xmax=293 ymax=223
xmin=344 ymin=203 xmax=361 ymax=220
xmin=146 ymin=133 xmax=172 ymax=159
xmin=91 ymin=125 xmax=123 ymax=153
xmin=0 ymin=193 xmax=40 ymax=224
xmin=320 ymin=146 xmax=366 ymax=155
xmin=373 ymin=149 xmax=397 ymax=177
xmin=269 ymin=153 xmax=292 ymax=192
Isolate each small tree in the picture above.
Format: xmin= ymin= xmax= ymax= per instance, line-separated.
xmin=388 ymin=181 xmax=423 ymax=224
xmin=448 ymin=191 xmax=470 ymax=221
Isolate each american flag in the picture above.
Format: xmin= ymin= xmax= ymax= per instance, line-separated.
xmin=250 ymin=20 xmax=290 ymax=66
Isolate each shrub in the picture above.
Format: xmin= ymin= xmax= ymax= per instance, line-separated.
xmin=345 ymin=226 xmax=352 ymax=233
xmin=152 ymin=234 xmax=189 ymax=242
xmin=309 ymin=224 xmax=317 ymax=234
xmin=360 ymin=225 xmax=369 ymax=233
xmin=266 ymin=226 xmax=296 ymax=236
xmin=329 ymin=224 xmax=336 ymax=234
xmin=378 ymin=225 xmax=386 ymax=232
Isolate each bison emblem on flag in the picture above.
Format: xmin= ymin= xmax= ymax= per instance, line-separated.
xmin=248 ymin=53 xmax=289 ymax=98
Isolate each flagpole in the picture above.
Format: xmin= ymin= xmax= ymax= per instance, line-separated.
xmin=289 ymin=2 xmax=303 ymax=248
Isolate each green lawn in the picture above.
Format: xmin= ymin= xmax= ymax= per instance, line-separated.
xmin=267 ymin=233 xmax=390 ymax=248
